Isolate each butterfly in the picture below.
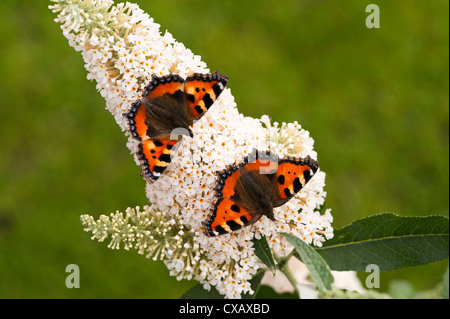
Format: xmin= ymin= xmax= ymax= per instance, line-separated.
xmin=123 ymin=71 xmax=229 ymax=183
xmin=202 ymin=149 xmax=319 ymax=236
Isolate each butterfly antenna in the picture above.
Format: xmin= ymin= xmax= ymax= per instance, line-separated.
xmin=272 ymin=214 xmax=307 ymax=233
xmin=250 ymin=222 xmax=256 ymax=234
xmin=272 ymin=213 xmax=290 ymax=223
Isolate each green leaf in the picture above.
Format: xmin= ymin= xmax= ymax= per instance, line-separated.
xmin=242 ymin=270 xmax=265 ymax=299
xmin=442 ymin=264 xmax=449 ymax=299
xmin=315 ymin=213 xmax=449 ymax=272
xmin=280 ymin=232 xmax=334 ymax=292
xmin=388 ymin=279 xmax=416 ymax=299
xmin=253 ymin=235 xmax=276 ymax=276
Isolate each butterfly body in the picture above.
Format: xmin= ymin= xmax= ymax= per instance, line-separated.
xmin=202 ymin=150 xmax=319 ymax=237
xmin=124 ymin=71 xmax=229 ymax=183
xmin=141 ymin=88 xmax=193 ymax=139
xmin=232 ymin=167 xmax=277 ymax=223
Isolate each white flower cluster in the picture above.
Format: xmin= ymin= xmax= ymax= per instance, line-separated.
xmin=80 ymin=206 xmax=195 ymax=261
xmin=51 ymin=0 xmax=334 ymax=298
xmin=50 ymin=0 xmax=207 ymax=129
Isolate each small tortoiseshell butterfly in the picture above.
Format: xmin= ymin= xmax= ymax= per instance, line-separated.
xmin=123 ymin=71 xmax=229 ymax=183
xmin=202 ymin=150 xmax=319 ymax=236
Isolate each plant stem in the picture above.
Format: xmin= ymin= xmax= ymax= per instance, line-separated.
xmin=277 ymin=251 xmax=301 ymax=297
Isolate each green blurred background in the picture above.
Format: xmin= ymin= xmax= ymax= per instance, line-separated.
xmin=0 ymin=0 xmax=448 ymax=298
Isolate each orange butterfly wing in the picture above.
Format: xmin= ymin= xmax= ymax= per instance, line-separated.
xmin=273 ymin=156 xmax=319 ymax=207
xmin=123 ymin=72 xmax=228 ymax=183
xmin=137 ymin=139 xmax=177 ymax=183
xmin=123 ymin=75 xmax=184 ymax=183
xmin=184 ymin=71 xmax=228 ymax=119
xmin=145 ymin=74 xmax=185 ymax=99
xmin=203 ymin=150 xmax=319 ymax=236
xmin=202 ymin=198 xmax=258 ymax=236
xmin=125 ymin=75 xmax=185 ymax=141
xmin=214 ymin=150 xmax=278 ymax=198
xmin=204 ymin=150 xmax=278 ymax=236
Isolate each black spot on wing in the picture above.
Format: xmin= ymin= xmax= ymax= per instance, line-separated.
xmin=145 ymin=126 xmax=161 ymax=139
xmin=284 ymin=188 xmax=291 ymax=198
xmin=303 ymin=169 xmax=312 ymax=182
xmin=153 ymin=165 xmax=166 ymax=174
xmin=186 ymin=94 xmax=195 ymax=103
xmin=171 ymin=89 xmax=185 ymax=104
xmin=230 ymin=204 xmax=240 ymax=213
xmin=202 ymin=93 xmax=214 ymax=108
xmin=212 ymin=83 xmax=223 ymax=97
xmin=240 ymin=215 xmax=249 ymax=224
xmin=293 ymin=177 xmax=302 ymax=193
xmin=158 ymin=153 xmax=171 ymax=163
xmin=226 ymin=220 xmax=242 ymax=232
xmin=214 ymin=225 xmax=228 ymax=235
xmin=195 ymin=105 xmax=204 ymax=115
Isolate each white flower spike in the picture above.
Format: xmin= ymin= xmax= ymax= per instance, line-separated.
xmin=51 ymin=0 xmax=333 ymax=298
